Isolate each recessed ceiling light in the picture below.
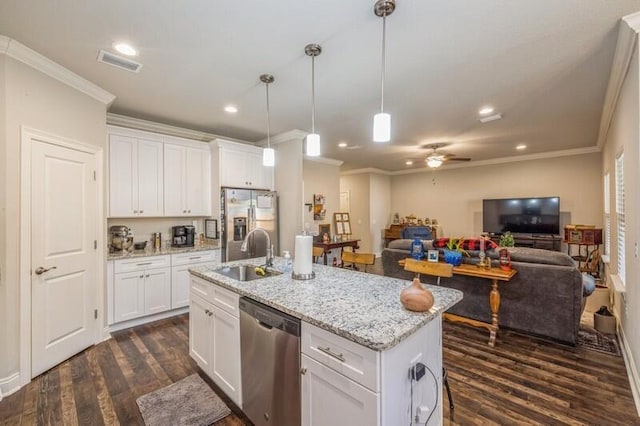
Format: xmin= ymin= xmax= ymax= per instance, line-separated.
xmin=516 ymin=144 xmax=527 ymax=150
xmin=338 ymin=142 xmax=348 ymax=148
xmin=478 ymin=113 xmax=502 ymax=124
xmin=478 ymin=106 xmax=494 ymax=115
xmin=113 ymin=42 xmax=138 ymax=57
xmin=405 ymin=160 xmax=413 ymax=165
xmin=224 ymin=105 xmax=238 ymax=114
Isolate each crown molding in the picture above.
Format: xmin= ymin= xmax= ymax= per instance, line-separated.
xmin=0 ymin=35 xmax=115 ymax=106
xmin=388 ymin=146 xmax=601 ymax=176
xmin=304 ymin=156 xmax=344 ymax=166
xmin=107 ymin=113 xmax=252 ymax=144
xmin=596 ymin=13 xmax=640 ymax=148
xmin=340 ymin=167 xmax=392 ymax=176
xmin=257 ymin=129 xmax=308 ymax=146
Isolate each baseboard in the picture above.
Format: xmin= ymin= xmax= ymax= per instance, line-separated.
xmin=99 ymin=326 xmax=112 ymax=343
xmin=107 ymin=307 xmax=189 ymax=333
xmin=0 ymin=372 xmax=21 ymax=400
xmin=619 ymin=325 xmax=640 ymax=416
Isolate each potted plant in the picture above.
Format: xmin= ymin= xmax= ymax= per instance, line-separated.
xmin=443 ymin=237 xmax=468 ymax=266
xmin=498 ymin=232 xmax=515 ymax=271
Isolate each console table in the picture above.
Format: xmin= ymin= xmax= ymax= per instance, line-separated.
xmin=398 ymin=259 xmax=517 ymax=346
xmin=490 ymin=235 xmax=562 ymax=251
xmin=313 ymin=239 xmax=360 ymax=266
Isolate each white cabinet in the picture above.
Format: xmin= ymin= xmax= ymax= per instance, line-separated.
xmin=164 ymin=141 xmax=211 ymax=216
xmin=171 ymin=250 xmax=219 ymax=309
xmin=218 ymin=140 xmax=273 ymax=189
xmin=190 ymin=276 xmax=242 ymax=407
xmin=110 ymin=255 xmax=172 ymax=324
xmin=108 ymin=133 xmax=164 ymax=217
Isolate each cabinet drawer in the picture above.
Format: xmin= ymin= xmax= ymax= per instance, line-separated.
xmin=302 ymin=322 xmax=380 ymax=392
xmin=190 ymin=276 xmax=215 ymax=305
xmin=172 ymin=250 xmax=218 ymax=266
xmin=212 ymin=284 xmax=239 ymax=317
xmin=115 ymin=255 xmax=171 ymax=274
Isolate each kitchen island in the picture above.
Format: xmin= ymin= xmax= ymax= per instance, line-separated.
xmin=189 ymin=257 xmax=462 ymax=426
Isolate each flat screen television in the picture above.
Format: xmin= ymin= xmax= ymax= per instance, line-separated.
xmin=482 ymin=197 xmax=560 ymax=235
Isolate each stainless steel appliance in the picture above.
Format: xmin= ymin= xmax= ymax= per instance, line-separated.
xmin=221 ymin=187 xmax=278 ymax=262
xmin=172 ymin=225 xmax=195 ymax=247
xmin=109 ymin=225 xmax=133 ymax=252
xmin=239 ymin=297 xmax=300 ymax=426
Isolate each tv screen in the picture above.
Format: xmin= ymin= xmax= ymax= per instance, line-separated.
xmin=483 ymin=197 xmax=560 ymax=235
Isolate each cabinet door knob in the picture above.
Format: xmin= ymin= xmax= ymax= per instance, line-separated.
xmin=205 ymin=309 xmax=210 ymax=314
xmin=133 ymin=210 xmax=138 ymax=214
xmin=183 ymin=210 xmax=187 ymax=213
xmin=140 ymin=210 xmax=144 ymax=214
xmin=139 ymin=275 xmax=144 ymax=279
xmin=188 ymin=210 xmax=191 ymax=213
xmin=300 ymin=367 xmax=307 ymax=375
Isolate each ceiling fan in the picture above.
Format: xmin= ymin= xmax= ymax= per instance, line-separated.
xmin=423 ymin=143 xmax=471 ymax=168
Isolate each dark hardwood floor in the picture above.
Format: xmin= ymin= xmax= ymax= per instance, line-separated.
xmin=1 ymin=311 xmax=639 ymax=425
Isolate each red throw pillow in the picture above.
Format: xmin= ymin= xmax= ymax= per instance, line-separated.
xmin=432 ymin=238 xmax=498 ymax=250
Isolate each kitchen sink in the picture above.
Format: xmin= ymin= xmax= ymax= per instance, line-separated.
xmin=215 ymin=264 xmax=282 ymax=282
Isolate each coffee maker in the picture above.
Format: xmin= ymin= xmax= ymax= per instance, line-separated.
xmin=172 ymin=225 xmax=195 ymax=247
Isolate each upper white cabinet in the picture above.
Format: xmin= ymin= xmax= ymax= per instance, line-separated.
xmin=218 ymin=140 xmax=273 ymax=190
xmin=107 ymin=126 xmax=212 ymax=218
xmin=108 ymin=132 xmax=164 ymax=217
xmin=164 ymin=138 xmax=211 ymax=216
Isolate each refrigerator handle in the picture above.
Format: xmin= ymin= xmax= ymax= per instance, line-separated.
xmin=247 ymin=207 xmax=253 ymax=231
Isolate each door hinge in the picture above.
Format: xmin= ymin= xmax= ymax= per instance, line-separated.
xmin=93 ymin=171 xmax=96 ymax=181
xmin=94 ymin=309 xmax=98 ymax=319
xmin=94 ymin=240 xmax=97 ymax=250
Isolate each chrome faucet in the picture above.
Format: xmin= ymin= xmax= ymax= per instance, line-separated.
xmin=241 ymin=227 xmax=274 ymax=267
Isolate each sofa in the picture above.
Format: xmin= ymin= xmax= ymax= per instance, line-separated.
xmin=382 ymin=239 xmax=585 ymax=344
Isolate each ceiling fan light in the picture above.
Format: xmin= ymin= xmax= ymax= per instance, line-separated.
xmin=426 ymin=157 xmax=443 ymax=168
xmin=373 ymin=113 xmax=391 ymax=142
xmin=306 ymin=133 xmax=321 ymax=156
xmin=262 ymin=147 xmax=275 ymax=167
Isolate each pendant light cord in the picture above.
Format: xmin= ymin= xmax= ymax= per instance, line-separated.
xmin=311 ymin=55 xmax=316 ymax=133
xmin=380 ymin=12 xmax=386 ymax=113
xmin=265 ymin=81 xmax=271 ymax=148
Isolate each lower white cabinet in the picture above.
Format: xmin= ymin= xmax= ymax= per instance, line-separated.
xmin=190 ymin=277 xmax=242 ymax=407
xmin=302 ymin=354 xmax=379 ymax=426
xmin=113 ymin=266 xmax=170 ymax=323
xmin=171 ymin=250 xmax=219 ymax=309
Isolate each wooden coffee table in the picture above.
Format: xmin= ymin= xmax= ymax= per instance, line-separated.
xmin=398 ymin=259 xmax=517 ymax=346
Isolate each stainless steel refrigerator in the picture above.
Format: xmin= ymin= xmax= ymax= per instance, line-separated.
xmin=221 ymin=187 xmax=279 ymax=262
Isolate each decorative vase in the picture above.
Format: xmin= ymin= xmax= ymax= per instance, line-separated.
xmin=443 ymin=249 xmax=463 ymax=266
xmin=400 ymin=278 xmax=435 ymax=312
xmin=499 ymin=248 xmax=512 ymax=271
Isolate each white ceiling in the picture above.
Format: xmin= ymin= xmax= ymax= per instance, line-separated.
xmin=1 ymin=0 xmax=638 ymax=171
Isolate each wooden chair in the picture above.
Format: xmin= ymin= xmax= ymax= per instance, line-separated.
xmin=580 ymin=248 xmax=601 ymax=277
xmin=312 ymin=246 xmax=325 ymax=264
xmin=403 ymin=258 xmax=455 ymax=416
xmin=341 ymin=251 xmax=375 ymax=272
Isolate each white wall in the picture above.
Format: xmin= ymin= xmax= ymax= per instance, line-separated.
xmin=602 ymin=41 xmax=640 ymax=402
xmin=340 ymin=174 xmax=372 ymax=252
xmin=370 ymin=174 xmax=391 ymax=256
xmin=303 ymin=160 xmax=341 ymax=235
xmin=274 ymin=139 xmax=303 ymax=255
xmin=390 ymin=152 xmax=603 ymax=237
xmin=0 ymin=54 xmax=7 ymax=389
xmin=1 ymin=55 xmax=107 ymax=384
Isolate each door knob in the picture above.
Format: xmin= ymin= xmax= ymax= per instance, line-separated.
xmin=35 ymin=266 xmax=57 ymax=275
xmin=300 ymin=367 xmax=307 ymax=375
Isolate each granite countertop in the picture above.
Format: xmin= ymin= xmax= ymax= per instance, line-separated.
xmin=107 ymin=242 xmax=220 ymax=261
xmin=189 ymin=257 xmax=463 ymax=351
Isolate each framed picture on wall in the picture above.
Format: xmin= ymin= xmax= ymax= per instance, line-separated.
xmin=318 ymin=223 xmax=331 ymax=238
xmin=343 ymin=221 xmax=351 ymax=235
xmin=336 ymin=222 xmax=344 ymax=235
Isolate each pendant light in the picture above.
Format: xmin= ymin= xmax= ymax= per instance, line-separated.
xmin=305 ymin=44 xmax=322 ymax=157
xmin=373 ymin=0 xmax=395 ymax=142
xmin=260 ymin=74 xmax=275 ymax=167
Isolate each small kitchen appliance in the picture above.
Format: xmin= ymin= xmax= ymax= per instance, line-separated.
xmin=109 ymin=225 xmax=133 ymax=252
xmin=172 ymin=225 xmax=195 ymax=247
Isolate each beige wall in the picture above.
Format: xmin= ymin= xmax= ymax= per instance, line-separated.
xmin=390 ymin=152 xmax=603 ymax=237
xmin=303 ymin=160 xmax=341 ymax=236
xmin=602 ymin=43 xmax=640 ymax=390
xmin=1 ymin=56 xmax=107 ymax=382
xmin=0 ymin=55 xmax=7 ymax=385
xmin=340 ymin=174 xmax=372 ymax=252
xmin=274 ymin=139 xmax=303 ymax=255
xmin=369 ymin=174 xmax=391 ymax=255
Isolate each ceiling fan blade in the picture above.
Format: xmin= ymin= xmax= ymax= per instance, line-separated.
xmin=446 ymin=157 xmax=471 ymax=162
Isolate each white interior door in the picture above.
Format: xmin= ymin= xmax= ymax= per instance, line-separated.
xmin=31 ymin=139 xmax=97 ymax=377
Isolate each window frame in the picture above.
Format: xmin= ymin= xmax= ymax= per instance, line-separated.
xmin=615 ymin=152 xmax=625 ymax=285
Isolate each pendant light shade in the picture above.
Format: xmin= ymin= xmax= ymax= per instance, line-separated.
xmin=373 ymin=0 xmax=395 ymax=143
xmin=305 ymin=44 xmax=322 ymax=157
xmin=260 ymin=74 xmax=275 ymax=167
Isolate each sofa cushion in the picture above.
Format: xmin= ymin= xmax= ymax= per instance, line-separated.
xmin=401 ymin=226 xmax=433 ymax=240
xmin=388 ymin=239 xmax=434 ymax=251
xmin=506 ymin=247 xmax=575 ymax=266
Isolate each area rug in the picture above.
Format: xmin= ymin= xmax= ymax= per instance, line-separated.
xmin=578 ymin=326 xmax=621 ymax=357
xmin=136 ymin=374 xmax=231 ymax=426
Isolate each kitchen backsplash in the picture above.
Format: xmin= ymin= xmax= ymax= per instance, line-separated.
xmin=107 ymin=217 xmax=209 ymax=245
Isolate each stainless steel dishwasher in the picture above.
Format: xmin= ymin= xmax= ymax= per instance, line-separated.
xmin=239 ymin=297 xmax=301 ymax=426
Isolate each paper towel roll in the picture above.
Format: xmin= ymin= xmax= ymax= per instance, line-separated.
xmin=293 ymin=235 xmax=313 ymax=275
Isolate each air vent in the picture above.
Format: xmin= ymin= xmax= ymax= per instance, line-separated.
xmin=97 ymin=50 xmax=143 ymax=73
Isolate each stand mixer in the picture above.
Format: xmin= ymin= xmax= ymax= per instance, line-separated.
xmin=110 ymin=225 xmax=133 ymax=252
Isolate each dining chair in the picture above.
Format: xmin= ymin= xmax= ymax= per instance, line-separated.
xmin=341 ymin=251 xmax=375 ymax=272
